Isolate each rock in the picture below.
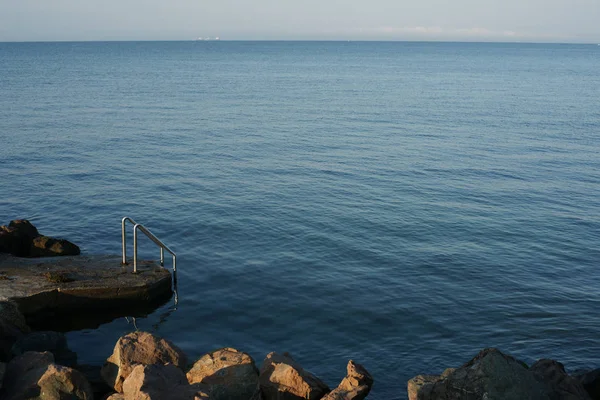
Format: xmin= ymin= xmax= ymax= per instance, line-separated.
xmin=0 ymin=220 xmax=39 ymax=256
xmin=105 ymin=394 xmax=125 ymax=400
xmin=2 ymin=351 xmax=55 ymax=397
xmin=30 ymin=235 xmax=80 ymax=257
xmin=407 ymin=375 xmax=440 ymax=400
xmin=0 ymin=361 xmax=6 ymax=390
xmin=575 ymin=369 xmax=600 ymax=399
xmin=1 ymin=255 xmax=173 ymax=321
xmin=101 ymin=331 xmax=188 ymax=393
xmin=408 ymin=369 xmax=457 ymax=400
xmin=0 ymin=300 xmax=30 ymax=333
xmin=187 ymin=347 xmax=260 ymax=400
xmin=11 ymin=330 xmax=77 ymax=367
xmin=3 ymin=351 xmax=93 ymax=400
xmin=259 ymin=352 xmax=330 ymax=400
xmin=0 ymin=300 xmax=30 ymax=362
xmin=3 ymin=351 xmax=55 ymax=384
xmin=34 ymin=364 xmax=94 ymax=400
xmin=321 ymin=360 xmax=373 ymax=400
xmin=530 ymin=359 xmax=591 ymax=399
xmin=0 ymin=219 xmax=79 ymax=257
xmin=409 ymin=348 xmax=552 ymax=400
xmin=0 ymin=301 xmax=29 ymax=361
xmin=123 ymin=363 xmax=209 ymax=400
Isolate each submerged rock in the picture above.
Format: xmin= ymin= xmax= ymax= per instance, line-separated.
xmin=101 ymin=331 xmax=188 ymax=393
xmin=187 ymin=347 xmax=260 ymax=400
xmin=259 ymin=352 xmax=330 ymax=400
xmin=322 ymin=360 xmax=373 ymax=400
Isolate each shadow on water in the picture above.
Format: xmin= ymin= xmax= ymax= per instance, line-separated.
xmin=26 ymin=290 xmax=175 ymax=332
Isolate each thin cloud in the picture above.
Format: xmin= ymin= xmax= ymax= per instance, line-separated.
xmin=360 ymin=26 xmax=574 ymax=41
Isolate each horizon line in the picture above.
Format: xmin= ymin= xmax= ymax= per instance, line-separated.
xmin=1 ymin=38 xmax=598 ymax=45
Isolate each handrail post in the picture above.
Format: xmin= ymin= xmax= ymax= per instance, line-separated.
xmin=172 ymin=254 xmax=177 ymax=286
xmin=133 ymin=223 xmax=140 ymax=273
xmin=160 ymin=248 xmax=164 ymax=267
xmin=121 ymin=217 xmax=128 ymax=265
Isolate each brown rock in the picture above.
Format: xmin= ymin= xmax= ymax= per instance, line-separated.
xmin=30 ymin=235 xmax=80 ymax=257
xmin=36 ymin=364 xmax=94 ymax=399
xmin=530 ymin=359 xmax=591 ymax=399
xmin=123 ymin=363 xmax=209 ymax=400
xmin=322 ymin=360 xmax=373 ymax=400
xmin=187 ymin=347 xmax=260 ymax=400
xmin=105 ymin=395 xmax=126 ymax=400
xmin=101 ymin=331 xmax=188 ymax=393
xmin=3 ymin=352 xmax=92 ymax=400
xmin=259 ymin=352 xmax=330 ymax=400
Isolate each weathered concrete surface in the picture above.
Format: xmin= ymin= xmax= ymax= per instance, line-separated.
xmin=0 ymin=254 xmax=173 ymax=317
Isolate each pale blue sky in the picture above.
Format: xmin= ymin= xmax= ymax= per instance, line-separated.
xmin=1 ymin=0 xmax=598 ymax=42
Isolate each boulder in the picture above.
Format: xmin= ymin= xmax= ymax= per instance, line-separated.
xmin=408 ymin=348 xmax=552 ymax=400
xmin=123 ymin=363 xmax=209 ymax=400
xmin=106 ymin=394 xmax=126 ymax=400
xmin=0 ymin=300 xmax=30 ymax=362
xmin=530 ymin=359 xmax=591 ymax=399
xmin=0 ymin=220 xmax=39 ymax=256
xmin=0 ymin=219 xmax=79 ymax=257
xmin=575 ymin=369 xmax=600 ymax=399
xmin=259 ymin=352 xmax=330 ymax=400
xmin=30 ymin=235 xmax=80 ymax=257
xmin=3 ymin=351 xmax=93 ymax=400
xmin=101 ymin=331 xmax=188 ymax=393
xmin=11 ymin=330 xmax=77 ymax=367
xmin=3 ymin=351 xmax=55 ymax=383
xmin=187 ymin=347 xmax=260 ymax=400
xmin=321 ymin=360 xmax=373 ymax=400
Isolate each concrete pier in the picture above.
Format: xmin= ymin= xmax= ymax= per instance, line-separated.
xmin=0 ymin=254 xmax=173 ymax=318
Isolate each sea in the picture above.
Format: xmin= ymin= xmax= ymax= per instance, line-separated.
xmin=1 ymin=41 xmax=599 ymax=399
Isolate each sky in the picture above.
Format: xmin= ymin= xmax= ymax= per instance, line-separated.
xmin=0 ymin=0 xmax=598 ymax=43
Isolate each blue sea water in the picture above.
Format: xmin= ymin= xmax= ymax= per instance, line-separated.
xmin=1 ymin=41 xmax=600 ymax=399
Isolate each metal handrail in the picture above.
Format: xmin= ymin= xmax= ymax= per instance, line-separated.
xmin=121 ymin=216 xmax=177 ymax=277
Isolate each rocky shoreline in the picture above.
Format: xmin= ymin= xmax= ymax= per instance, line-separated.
xmin=0 ymin=301 xmax=373 ymax=399
xmin=1 ymin=219 xmax=599 ymax=399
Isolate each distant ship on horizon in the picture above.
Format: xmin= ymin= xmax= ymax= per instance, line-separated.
xmin=196 ymin=36 xmax=220 ymax=41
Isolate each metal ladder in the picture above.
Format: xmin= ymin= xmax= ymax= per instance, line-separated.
xmin=121 ymin=217 xmax=177 ymax=287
